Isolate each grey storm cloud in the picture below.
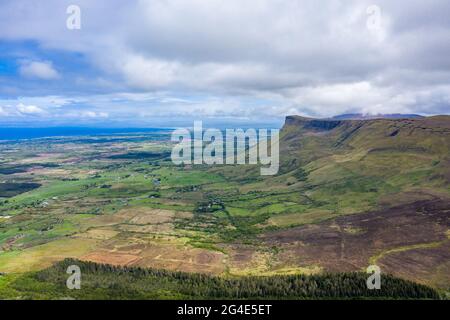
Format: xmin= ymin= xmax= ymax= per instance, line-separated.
xmin=0 ymin=0 xmax=449 ymax=123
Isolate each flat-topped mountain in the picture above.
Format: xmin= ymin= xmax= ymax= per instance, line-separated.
xmin=264 ymin=114 xmax=450 ymax=289
xmin=331 ymin=113 xmax=425 ymax=120
xmin=280 ymin=114 xmax=450 ymax=184
xmin=283 ymin=115 xmax=450 ymax=152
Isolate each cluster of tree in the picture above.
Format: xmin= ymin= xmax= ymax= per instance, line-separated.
xmin=176 ymin=185 xmax=200 ymax=193
xmin=29 ymin=259 xmax=441 ymax=300
xmin=293 ymin=168 xmax=308 ymax=181
xmin=195 ymin=199 xmax=225 ymax=213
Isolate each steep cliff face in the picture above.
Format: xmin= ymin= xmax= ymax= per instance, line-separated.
xmin=285 ymin=115 xmax=343 ymax=131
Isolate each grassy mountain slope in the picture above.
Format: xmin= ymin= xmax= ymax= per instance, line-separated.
xmin=273 ymin=115 xmax=450 ymax=216
xmin=255 ymin=115 xmax=450 ymax=290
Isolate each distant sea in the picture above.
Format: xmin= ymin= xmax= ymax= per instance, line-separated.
xmin=0 ymin=127 xmax=171 ymax=141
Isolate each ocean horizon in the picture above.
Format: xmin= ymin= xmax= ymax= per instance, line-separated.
xmin=0 ymin=127 xmax=172 ymax=141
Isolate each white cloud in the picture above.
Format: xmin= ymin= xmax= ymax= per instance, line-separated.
xmin=19 ymin=61 xmax=60 ymax=80
xmin=80 ymin=111 xmax=109 ymax=118
xmin=16 ymin=103 xmax=45 ymax=114
xmin=120 ymin=55 xmax=178 ymax=89
xmin=0 ymin=106 xmax=8 ymax=116
xmin=0 ymin=0 xmax=449 ymax=122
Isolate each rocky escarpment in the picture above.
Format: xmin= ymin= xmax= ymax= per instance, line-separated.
xmin=285 ymin=116 xmax=343 ymax=131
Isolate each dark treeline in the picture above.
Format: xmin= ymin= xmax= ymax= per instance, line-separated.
xmin=17 ymin=259 xmax=440 ymax=300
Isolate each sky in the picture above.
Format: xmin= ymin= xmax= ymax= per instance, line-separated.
xmin=0 ymin=0 xmax=449 ymax=127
